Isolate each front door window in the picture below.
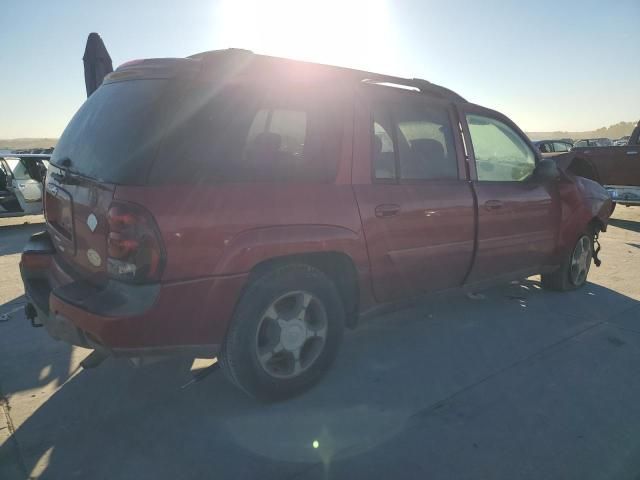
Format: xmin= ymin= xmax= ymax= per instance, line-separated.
xmin=466 ymin=114 xmax=536 ymax=181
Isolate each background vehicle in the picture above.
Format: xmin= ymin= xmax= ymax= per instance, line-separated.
xmin=533 ymin=140 xmax=573 ymax=157
xmin=574 ymin=138 xmax=611 ymax=147
xmin=0 ymin=154 xmax=49 ymax=217
xmin=20 ymin=50 xmax=614 ymax=400
xmin=613 ymin=136 xmax=630 ymax=146
xmin=571 ymin=121 xmax=640 ymax=205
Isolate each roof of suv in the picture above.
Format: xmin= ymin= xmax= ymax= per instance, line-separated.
xmin=111 ymin=48 xmax=467 ymax=104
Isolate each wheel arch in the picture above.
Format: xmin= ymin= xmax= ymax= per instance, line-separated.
xmin=248 ymin=251 xmax=361 ymax=328
xmin=215 ymin=224 xmax=369 ymax=328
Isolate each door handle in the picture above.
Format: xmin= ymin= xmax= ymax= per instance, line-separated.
xmin=375 ymin=204 xmax=401 ymax=218
xmin=626 ymin=151 xmax=638 ymax=155
xmin=484 ymin=199 xmax=503 ymax=210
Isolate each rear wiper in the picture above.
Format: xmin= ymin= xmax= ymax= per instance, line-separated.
xmin=50 ymin=157 xmax=79 ymax=184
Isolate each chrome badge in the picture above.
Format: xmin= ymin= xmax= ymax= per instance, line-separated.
xmin=87 ymin=213 xmax=98 ymax=232
xmin=87 ymin=249 xmax=102 ymax=267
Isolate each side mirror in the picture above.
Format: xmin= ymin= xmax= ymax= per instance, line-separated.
xmin=534 ymin=158 xmax=560 ymax=181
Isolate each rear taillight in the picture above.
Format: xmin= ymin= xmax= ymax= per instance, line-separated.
xmin=107 ymin=202 xmax=165 ymax=283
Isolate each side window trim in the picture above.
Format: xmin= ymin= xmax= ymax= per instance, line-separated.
xmin=371 ymin=104 xmax=400 ymax=184
xmin=388 ymin=107 xmax=402 ymax=181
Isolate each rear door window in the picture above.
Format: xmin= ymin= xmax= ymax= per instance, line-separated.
xmin=369 ymin=94 xmax=458 ymax=181
xmin=394 ymin=102 xmax=458 ymax=180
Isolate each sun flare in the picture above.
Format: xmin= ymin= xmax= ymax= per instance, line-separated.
xmin=215 ymin=0 xmax=395 ymax=72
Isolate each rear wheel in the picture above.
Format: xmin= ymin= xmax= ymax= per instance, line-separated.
xmin=220 ymin=264 xmax=344 ymax=401
xmin=542 ymin=233 xmax=593 ymax=291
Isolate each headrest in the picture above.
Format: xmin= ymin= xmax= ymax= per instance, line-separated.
xmin=411 ymin=138 xmax=444 ymax=158
xmin=251 ymin=132 xmax=282 ymax=152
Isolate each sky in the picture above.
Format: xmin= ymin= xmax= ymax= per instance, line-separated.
xmin=0 ymin=0 xmax=638 ymax=138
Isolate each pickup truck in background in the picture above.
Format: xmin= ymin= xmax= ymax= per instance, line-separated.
xmin=533 ymin=140 xmax=573 ymax=157
xmin=571 ymin=122 xmax=640 ymax=206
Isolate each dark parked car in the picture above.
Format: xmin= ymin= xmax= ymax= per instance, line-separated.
xmin=613 ymin=136 xmax=630 ymax=146
xmin=574 ymin=138 xmax=612 ymax=147
xmin=20 ymin=50 xmax=614 ymax=400
xmin=533 ymin=140 xmax=573 ymax=157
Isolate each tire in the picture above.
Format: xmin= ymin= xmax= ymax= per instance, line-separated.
xmin=220 ymin=263 xmax=345 ymax=401
xmin=541 ymin=232 xmax=593 ymax=291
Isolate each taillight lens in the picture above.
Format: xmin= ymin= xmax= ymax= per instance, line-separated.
xmin=107 ymin=202 xmax=165 ymax=283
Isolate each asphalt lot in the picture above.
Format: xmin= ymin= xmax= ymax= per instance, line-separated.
xmin=1 ymin=209 xmax=640 ymax=479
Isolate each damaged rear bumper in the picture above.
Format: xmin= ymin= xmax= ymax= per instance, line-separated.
xmin=19 ymin=231 xmax=239 ymax=361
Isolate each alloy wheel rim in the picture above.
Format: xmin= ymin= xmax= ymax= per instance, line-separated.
xmin=570 ymin=235 xmax=592 ymax=286
xmin=255 ymin=290 xmax=328 ymax=379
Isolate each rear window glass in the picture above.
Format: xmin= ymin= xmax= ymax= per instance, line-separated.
xmin=51 ymin=79 xmax=173 ymax=184
xmin=150 ymin=85 xmax=344 ymax=184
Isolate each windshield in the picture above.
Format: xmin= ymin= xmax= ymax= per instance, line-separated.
xmin=51 ymin=79 xmax=174 ymax=184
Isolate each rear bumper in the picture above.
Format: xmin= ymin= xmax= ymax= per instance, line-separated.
xmin=20 ymin=231 xmax=247 ymax=358
xmin=605 ymin=185 xmax=640 ymax=206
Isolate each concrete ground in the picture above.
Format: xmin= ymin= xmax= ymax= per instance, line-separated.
xmin=1 ymin=209 xmax=640 ymax=479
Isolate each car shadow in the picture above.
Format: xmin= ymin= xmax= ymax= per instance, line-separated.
xmin=0 ymin=294 xmax=77 ymax=399
xmin=1 ymin=279 xmax=638 ymax=479
xmin=0 ymin=222 xmax=45 ymax=256
xmin=609 ymin=217 xmax=640 ymax=233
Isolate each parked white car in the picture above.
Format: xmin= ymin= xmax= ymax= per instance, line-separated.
xmin=0 ymin=154 xmax=49 ymax=217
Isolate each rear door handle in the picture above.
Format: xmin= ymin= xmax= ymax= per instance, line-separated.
xmin=375 ymin=204 xmax=401 ymax=218
xmin=484 ymin=199 xmax=503 ymax=210
xmin=627 ymin=151 xmax=638 ymax=155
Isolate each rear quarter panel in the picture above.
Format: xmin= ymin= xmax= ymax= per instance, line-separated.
xmin=114 ymin=184 xmax=369 ymax=280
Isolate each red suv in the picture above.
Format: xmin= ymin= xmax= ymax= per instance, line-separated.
xmin=21 ymin=49 xmax=614 ymax=400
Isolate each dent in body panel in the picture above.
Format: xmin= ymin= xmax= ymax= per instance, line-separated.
xmin=215 ymin=224 xmax=368 ymax=275
xmin=555 ymin=174 xmax=614 ymax=258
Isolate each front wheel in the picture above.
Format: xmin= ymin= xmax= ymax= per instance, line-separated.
xmin=542 ymin=233 xmax=593 ymax=291
xmin=220 ymin=264 xmax=345 ymax=401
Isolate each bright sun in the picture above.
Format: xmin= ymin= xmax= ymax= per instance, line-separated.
xmin=215 ymin=0 xmax=395 ymax=72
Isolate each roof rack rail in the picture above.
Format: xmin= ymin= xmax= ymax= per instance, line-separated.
xmin=187 ymin=48 xmax=254 ymax=61
xmin=187 ymin=49 xmax=466 ymax=102
xmin=359 ymin=74 xmax=466 ymax=102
